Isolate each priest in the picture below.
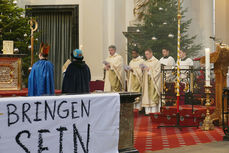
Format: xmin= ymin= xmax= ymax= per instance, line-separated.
xmin=104 ymin=45 xmax=124 ymax=92
xmin=142 ymin=48 xmax=161 ymax=114
xmin=62 ymin=49 xmax=91 ymax=94
xmin=28 ymin=42 xmax=54 ymax=96
xmin=126 ymin=49 xmax=144 ymax=109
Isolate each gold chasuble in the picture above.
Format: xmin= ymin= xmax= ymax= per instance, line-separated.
xmin=142 ymin=56 xmax=161 ymax=114
xmin=127 ymin=56 xmax=144 ymax=92
xmin=104 ymin=53 xmax=124 ymax=92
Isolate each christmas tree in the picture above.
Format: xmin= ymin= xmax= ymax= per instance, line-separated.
xmin=0 ymin=0 xmax=37 ymax=86
xmin=126 ymin=0 xmax=202 ymax=60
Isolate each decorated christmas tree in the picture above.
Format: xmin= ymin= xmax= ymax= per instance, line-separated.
xmin=126 ymin=0 xmax=202 ymax=60
xmin=0 ymin=0 xmax=37 ymax=86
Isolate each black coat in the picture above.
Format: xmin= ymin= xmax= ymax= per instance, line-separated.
xmin=62 ymin=60 xmax=91 ymax=94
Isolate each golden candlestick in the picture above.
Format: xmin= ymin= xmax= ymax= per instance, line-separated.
xmin=201 ymin=86 xmax=214 ymax=131
xmin=29 ymin=18 xmax=38 ymax=67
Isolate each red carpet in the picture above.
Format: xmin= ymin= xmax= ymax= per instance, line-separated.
xmin=134 ymin=115 xmax=224 ymax=153
xmin=0 ymin=88 xmax=62 ymax=97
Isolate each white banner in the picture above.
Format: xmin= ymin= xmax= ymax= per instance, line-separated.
xmin=0 ymin=93 xmax=120 ymax=153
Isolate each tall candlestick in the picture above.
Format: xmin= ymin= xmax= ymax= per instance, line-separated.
xmin=205 ymin=48 xmax=210 ymax=86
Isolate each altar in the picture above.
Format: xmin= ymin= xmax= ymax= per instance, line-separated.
xmin=0 ymin=54 xmax=25 ymax=90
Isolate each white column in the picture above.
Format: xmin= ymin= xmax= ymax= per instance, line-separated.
xmin=107 ymin=0 xmax=115 ymax=46
xmin=103 ymin=0 xmax=115 ymax=60
xmin=125 ymin=0 xmax=135 ymax=27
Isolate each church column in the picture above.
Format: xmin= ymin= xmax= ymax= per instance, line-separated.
xmin=103 ymin=0 xmax=128 ymax=65
xmin=103 ymin=0 xmax=115 ymax=60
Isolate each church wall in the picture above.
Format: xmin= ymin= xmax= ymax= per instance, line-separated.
xmin=215 ymin=0 xmax=229 ymax=45
xmin=182 ymin=0 xmax=214 ymax=56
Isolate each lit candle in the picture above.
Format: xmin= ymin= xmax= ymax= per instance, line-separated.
xmin=205 ymin=48 xmax=210 ymax=86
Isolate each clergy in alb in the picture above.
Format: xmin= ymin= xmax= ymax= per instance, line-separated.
xmin=179 ymin=50 xmax=194 ymax=68
xmin=104 ymin=45 xmax=124 ymax=92
xmin=142 ymin=49 xmax=161 ymax=114
xmin=160 ymin=48 xmax=175 ymax=82
xmin=62 ymin=49 xmax=91 ymax=94
xmin=159 ymin=48 xmax=175 ymax=67
xmin=28 ymin=43 xmax=55 ymax=96
xmin=127 ymin=49 xmax=144 ymax=110
xmin=178 ymin=50 xmax=194 ymax=80
xmin=177 ymin=50 xmax=194 ymax=105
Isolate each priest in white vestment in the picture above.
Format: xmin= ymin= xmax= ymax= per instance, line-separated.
xmin=104 ymin=45 xmax=124 ymax=92
xmin=126 ymin=49 xmax=144 ymax=110
xmin=142 ymin=49 xmax=161 ymax=114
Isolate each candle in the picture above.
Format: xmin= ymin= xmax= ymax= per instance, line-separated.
xmin=205 ymin=48 xmax=210 ymax=86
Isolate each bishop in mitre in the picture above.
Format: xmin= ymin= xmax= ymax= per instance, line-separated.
xmin=126 ymin=49 xmax=144 ymax=110
xmin=104 ymin=45 xmax=124 ymax=92
xmin=142 ymin=49 xmax=161 ymax=114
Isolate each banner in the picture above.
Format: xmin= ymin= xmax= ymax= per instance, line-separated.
xmin=0 ymin=93 xmax=120 ymax=153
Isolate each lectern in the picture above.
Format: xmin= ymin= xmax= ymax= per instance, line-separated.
xmin=201 ymin=45 xmax=229 ymax=123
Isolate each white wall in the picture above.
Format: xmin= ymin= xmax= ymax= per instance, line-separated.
xmin=215 ymin=0 xmax=229 ymax=45
xmin=183 ymin=0 xmax=214 ymax=56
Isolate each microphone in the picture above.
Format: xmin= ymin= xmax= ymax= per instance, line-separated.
xmin=209 ymin=36 xmax=222 ymax=44
xmin=209 ymin=36 xmax=215 ymax=41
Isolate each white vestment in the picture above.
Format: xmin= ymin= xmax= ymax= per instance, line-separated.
xmin=160 ymin=56 xmax=175 ymax=82
xmin=104 ymin=53 xmax=124 ymax=92
xmin=142 ymin=56 xmax=161 ymax=114
xmin=159 ymin=56 xmax=175 ymax=67
xmin=177 ymin=57 xmax=194 ymax=81
xmin=127 ymin=56 xmax=144 ymax=110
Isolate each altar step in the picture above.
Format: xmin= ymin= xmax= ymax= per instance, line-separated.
xmin=134 ymin=105 xmax=216 ymax=126
xmin=150 ymin=105 xmax=215 ymax=126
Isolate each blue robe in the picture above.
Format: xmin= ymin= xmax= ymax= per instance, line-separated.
xmin=28 ymin=59 xmax=55 ymax=96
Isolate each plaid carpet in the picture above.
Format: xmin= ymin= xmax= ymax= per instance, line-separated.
xmin=134 ymin=115 xmax=224 ymax=153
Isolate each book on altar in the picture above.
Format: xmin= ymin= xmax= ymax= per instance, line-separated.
xmin=62 ymin=59 xmax=71 ymax=73
xmin=2 ymin=40 xmax=14 ymax=54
